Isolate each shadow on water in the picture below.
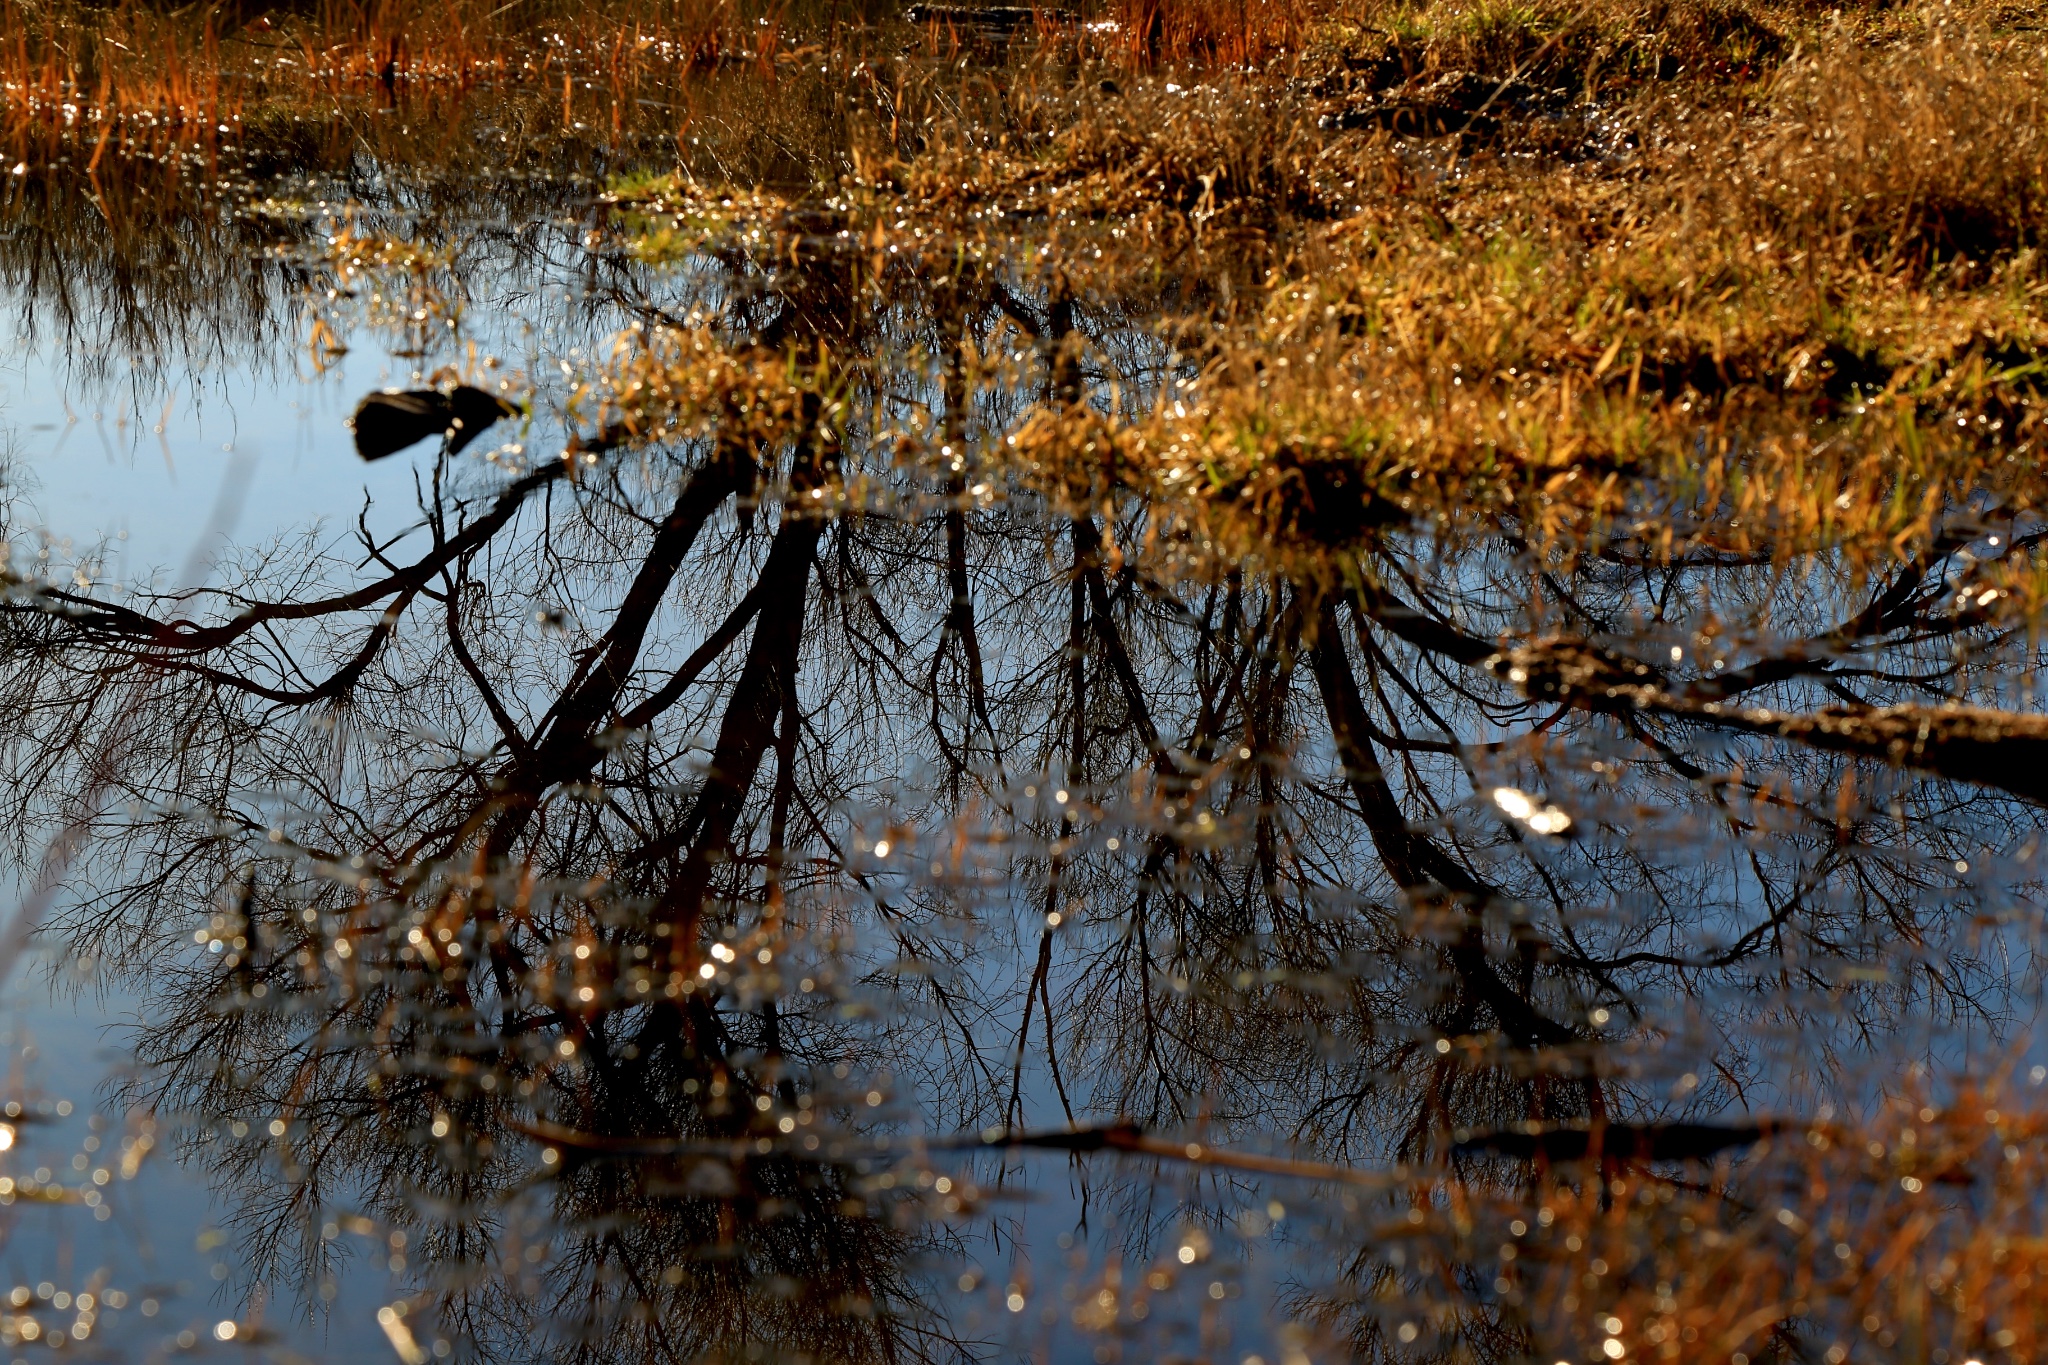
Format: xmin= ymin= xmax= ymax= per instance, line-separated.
xmin=0 ymin=27 xmax=2046 ymax=1365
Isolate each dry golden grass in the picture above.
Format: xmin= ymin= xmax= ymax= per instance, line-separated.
xmin=0 ymin=0 xmax=807 ymax=146
xmin=589 ymin=2 xmax=2048 ymax=593
xmin=1365 ymin=1077 xmax=2048 ymax=1364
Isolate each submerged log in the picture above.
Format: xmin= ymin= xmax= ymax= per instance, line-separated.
xmin=904 ymin=4 xmax=1074 ymax=27
xmin=1454 ymin=1120 xmax=1784 ymax=1163
xmin=1491 ymin=636 xmax=2048 ymax=807
xmin=350 ymin=385 xmax=516 ymax=461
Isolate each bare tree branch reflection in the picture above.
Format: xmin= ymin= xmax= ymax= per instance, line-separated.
xmin=0 ymin=195 xmax=2041 ymax=1364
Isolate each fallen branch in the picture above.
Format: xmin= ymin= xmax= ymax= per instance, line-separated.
xmin=1492 ymin=637 xmax=2048 ymax=806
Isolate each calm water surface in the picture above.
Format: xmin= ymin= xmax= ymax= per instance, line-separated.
xmin=0 ymin=92 xmax=2043 ymax=1365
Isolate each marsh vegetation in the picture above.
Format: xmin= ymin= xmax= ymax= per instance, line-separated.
xmin=0 ymin=0 xmax=2046 ymax=1360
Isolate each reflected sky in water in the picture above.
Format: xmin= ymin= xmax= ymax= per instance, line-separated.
xmin=0 ymin=80 xmax=2045 ymax=1365
xmin=0 ymin=331 xmax=437 ymax=577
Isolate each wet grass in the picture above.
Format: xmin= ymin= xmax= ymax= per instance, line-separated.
xmin=580 ymin=2 xmax=2048 ymax=589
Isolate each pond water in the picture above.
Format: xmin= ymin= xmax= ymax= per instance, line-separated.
xmin=0 ymin=60 xmax=2045 ymax=1365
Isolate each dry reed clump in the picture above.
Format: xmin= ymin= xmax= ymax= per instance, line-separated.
xmin=569 ymin=323 xmax=847 ymax=466
xmin=0 ymin=2 xmax=235 ymax=154
xmin=1736 ymin=26 xmax=2048 ymax=267
xmin=1295 ymin=0 xmax=1790 ymax=103
xmin=985 ymin=14 xmax=2048 ymax=572
xmin=596 ymin=9 xmax=2048 ymax=577
xmin=1004 ymin=347 xmax=1646 ymax=580
xmin=304 ymin=225 xmax=470 ymax=355
xmin=0 ymin=0 xmax=795 ymax=141
xmin=1110 ymin=0 xmax=1313 ymax=64
xmin=1292 ymin=1077 xmax=2048 ymax=1364
xmin=902 ymin=78 xmax=1406 ymax=233
xmin=1501 ymin=1080 xmax=2048 ymax=1364
xmin=991 ymin=222 xmax=2031 ymax=567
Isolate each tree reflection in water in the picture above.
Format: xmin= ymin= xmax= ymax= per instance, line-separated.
xmin=0 ymin=168 xmax=2044 ymax=1365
